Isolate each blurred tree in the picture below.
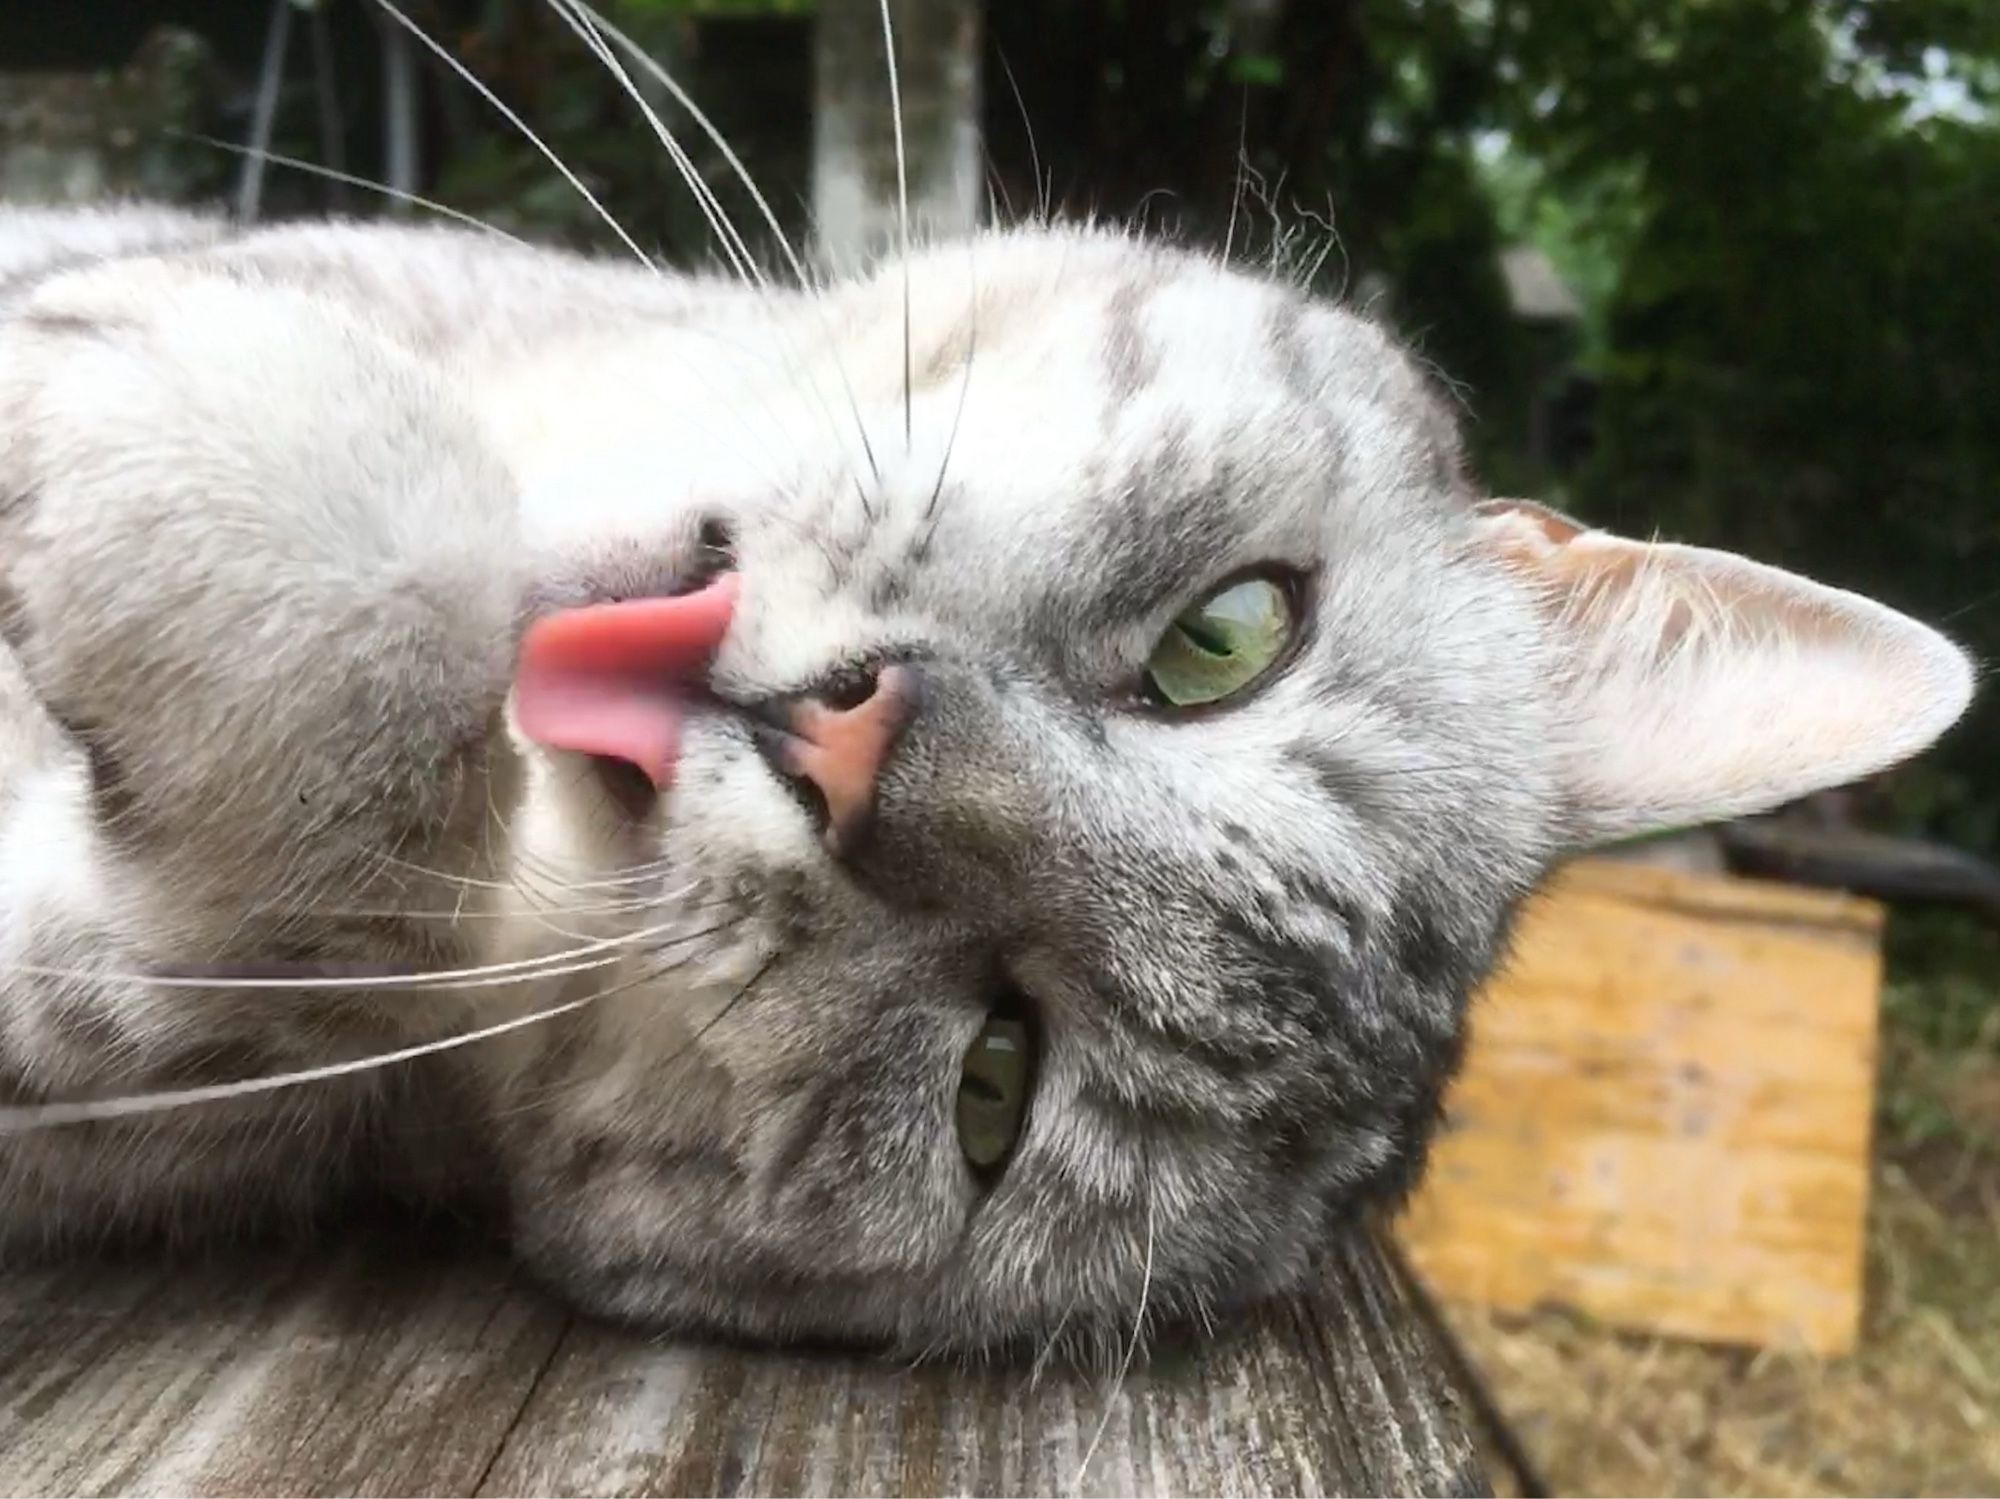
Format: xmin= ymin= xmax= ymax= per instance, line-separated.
xmin=983 ymin=0 xmax=1523 ymax=476
xmin=1489 ymin=0 xmax=2000 ymax=846
xmin=0 ymin=25 xmax=225 ymax=206
xmin=420 ymin=1 xmax=813 ymax=264
xmin=813 ymin=0 xmax=980 ymax=265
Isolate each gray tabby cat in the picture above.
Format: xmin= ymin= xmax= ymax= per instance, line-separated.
xmin=0 ymin=197 xmax=1972 ymax=1355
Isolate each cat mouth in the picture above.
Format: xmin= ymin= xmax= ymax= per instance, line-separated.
xmin=514 ymin=574 xmax=919 ymax=865
xmin=511 ymin=575 xmax=740 ymax=790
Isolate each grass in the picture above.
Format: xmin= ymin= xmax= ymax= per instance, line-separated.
xmin=1443 ymin=909 xmax=2000 ymax=1497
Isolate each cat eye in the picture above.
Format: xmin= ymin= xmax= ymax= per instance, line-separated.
xmin=956 ymin=1006 xmax=1036 ymax=1177
xmin=1142 ymin=574 xmax=1297 ymax=708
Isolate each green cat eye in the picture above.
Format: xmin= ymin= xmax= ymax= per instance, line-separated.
xmin=1143 ymin=575 xmax=1296 ymax=708
xmin=956 ymin=1012 xmax=1034 ymax=1175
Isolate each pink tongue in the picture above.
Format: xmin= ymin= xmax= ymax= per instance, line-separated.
xmin=513 ymin=575 xmax=739 ymax=789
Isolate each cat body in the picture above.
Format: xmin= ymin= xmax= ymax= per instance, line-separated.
xmin=0 ymin=204 xmax=1972 ymax=1352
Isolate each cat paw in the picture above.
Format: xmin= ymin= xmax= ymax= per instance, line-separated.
xmin=0 ymin=259 xmax=525 ymax=910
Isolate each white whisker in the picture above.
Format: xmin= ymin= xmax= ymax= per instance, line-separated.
xmin=506 ymin=841 xmax=668 ymax=945
xmin=570 ymin=0 xmax=887 ymax=484
xmin=377 ymin=848 xmax=677 ymax=895
xmin=1028 ymin=1301 xmax=1077 ymax=1389
xmin=544 ymin=0 xmax=758 ymax=285
xmin=877 ymin=0 xmax=914 ymax=447
xmin=505 ymin=836 xmax=668 ymax=897
xmin=1223 ymin=99 xmax=1250 ymax=265
xmin=996 ymin=51 xmax=1046 ymax=222
xmin=981 ymin=142 xmax=1014 ymax=225
xmin=246 ymin=900 xmax=660 ymax=921
xmin=188 ymin=135 xmax=527 ymax=244
xmin=364 ymin=0 xmax=658 ymax=271
xmin=544 ymin=0 xmax=875 ymax=490
xmin=563 ymin=1 xmax=806 ymax=284
xmin=8 ymin=911 xmax=720 ymax=994
xmin=2 ymin=1001 xmax=593 ymax=1132
xmin=478 ymin=943 xmax=782 ymax=1127
xmin=0 ymin=948 xmax=716 ymax=1135
xmin=922 ymin=239 xmax=979 ymax=525
xmin=11 ymin=948 xmax=618 ymax=997
xmin=1074 ymin=1188 xmax=1154 ymax=1489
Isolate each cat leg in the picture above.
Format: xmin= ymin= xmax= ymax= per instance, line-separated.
xmin=0 ymin=630 xmax=390 ymax=1248
xmin=0 ymin=256 xmax=524 ymax=1248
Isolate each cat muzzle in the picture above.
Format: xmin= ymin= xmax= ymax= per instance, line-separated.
xmin=510 ymin=574 xmax=919 ymax=860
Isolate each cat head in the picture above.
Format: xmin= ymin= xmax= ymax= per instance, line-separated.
xmin=492 ymin=226 xmax=1972 ymax=1351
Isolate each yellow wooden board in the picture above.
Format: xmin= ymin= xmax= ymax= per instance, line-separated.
xmin=1398 ymin=857 xmax=1885 ymax=1356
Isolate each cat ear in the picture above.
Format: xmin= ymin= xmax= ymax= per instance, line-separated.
xmin=1472 ymin=499 xmax=1976 ymax=844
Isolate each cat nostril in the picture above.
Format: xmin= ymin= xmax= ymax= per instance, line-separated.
xmin=817 ymin=664 xmax=880 ymax=713
xmin=674 ymin=517 xmax=735 ymax=594
xmin=697 ymin=517 xmax=734 ymax=557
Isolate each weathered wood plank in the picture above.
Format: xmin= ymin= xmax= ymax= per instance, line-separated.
xmin=0 ymin=1246 xmax=568 ymax=1496
xmin=1400 ymin=857 xmax=1883 ymax=1355
xmin=0 ymin=1226 xmax=1484 ymax=1497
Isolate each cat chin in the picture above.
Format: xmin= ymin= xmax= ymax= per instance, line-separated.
xmin=507 ymin=1236 xmax=910 ymax=1353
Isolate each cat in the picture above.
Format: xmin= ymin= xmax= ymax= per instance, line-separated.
xmin=0 ymin=195 xmax=1972 ymax=1358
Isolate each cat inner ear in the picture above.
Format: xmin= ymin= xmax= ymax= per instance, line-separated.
xmin=1472 ymin=498 xmax=1976 ymax=844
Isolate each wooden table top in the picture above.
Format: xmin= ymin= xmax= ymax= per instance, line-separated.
xmin=0 ymin=1224 xmax=1485 ymax=1497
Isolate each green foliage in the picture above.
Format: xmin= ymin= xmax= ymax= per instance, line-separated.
xmin=1487 ymin=1 xmax=1999 ymax=846
xmin=1885 ymin=911 xmax=2000 ymax=1055
xmin=1478 ymin=144 xmax=1638 ymax=359
xmin=1879 ymin=913 xmax=2000 ymax=1166
xmin=419 ymin=0 xmax=812 ymax=260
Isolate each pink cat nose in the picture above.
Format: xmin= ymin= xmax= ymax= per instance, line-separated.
xmin=761 ymin=664 xmax=921 ymax=857
xmin=513 ymin=575 xmax=738 ymax=790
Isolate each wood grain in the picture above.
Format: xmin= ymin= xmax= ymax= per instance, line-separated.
xmin=0 ymin=1225 xmax=1485 ymax=1497
xmin=1399 ymin=857 xmax=1884 ymax=1355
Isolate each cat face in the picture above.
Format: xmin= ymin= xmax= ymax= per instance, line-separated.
xmin=491 ymin=228 xmax=1970 ymax=1350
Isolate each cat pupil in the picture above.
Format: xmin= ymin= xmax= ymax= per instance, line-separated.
xmin=955 ymin=1014 xmax=1035 ymax=1176
xmin=1176 ymin=618 xmax=1235 ymax=658
xmin=960 ymin=1074 xmax=1005 ymax=1105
